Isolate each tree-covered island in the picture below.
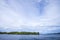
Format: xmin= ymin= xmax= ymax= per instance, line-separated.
xmin=0 ymin=32 xmax=39 ymax=35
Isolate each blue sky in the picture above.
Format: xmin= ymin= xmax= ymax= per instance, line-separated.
xmin=0 ymin=0 xmax=60 ymax=34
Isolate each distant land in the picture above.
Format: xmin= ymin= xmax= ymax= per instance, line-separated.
xmin=51 ymin=33 xmax=60 ymax=34
xmin=0 ymin=32 xmax=39 ymax=35
xmin=46 ymin=33 xmax=60 ymax=35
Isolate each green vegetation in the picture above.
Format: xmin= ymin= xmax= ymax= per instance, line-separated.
xmin=0 ymin=32 xmax=39 ymax=35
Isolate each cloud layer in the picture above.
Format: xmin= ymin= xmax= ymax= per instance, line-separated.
xmin=0 ymin=0 xmax=60 ymax=34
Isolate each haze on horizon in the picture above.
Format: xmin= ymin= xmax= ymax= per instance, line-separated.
xmin=0 ymin=0 xmax=60 ymax=34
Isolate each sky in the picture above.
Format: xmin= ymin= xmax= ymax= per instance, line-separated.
xmin=0 ymin=0 xmax=60 ymax=34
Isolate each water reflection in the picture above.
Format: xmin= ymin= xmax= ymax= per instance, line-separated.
xmin=0 ymin=34 xmax=60 ymax=40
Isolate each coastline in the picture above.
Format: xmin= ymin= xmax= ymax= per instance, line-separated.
xmin=0 ymin=32 xmax=39 ymax=35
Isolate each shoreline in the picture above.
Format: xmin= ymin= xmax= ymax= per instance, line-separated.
xmin=0 ymin=32 xmax=39 ymax=35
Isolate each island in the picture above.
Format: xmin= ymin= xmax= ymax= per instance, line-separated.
xmin=0 ymin=32 xmax=39 ymax=35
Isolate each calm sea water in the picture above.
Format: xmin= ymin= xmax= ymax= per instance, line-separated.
xmin=0 ymin=34 xmax=60 ymax=40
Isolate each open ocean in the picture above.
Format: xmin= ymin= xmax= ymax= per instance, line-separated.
xmin=0 ymin=34 xmax=60 ymax=40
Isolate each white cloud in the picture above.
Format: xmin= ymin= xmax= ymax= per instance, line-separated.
xmin=0 ymin=0 xmax=60 ymax=33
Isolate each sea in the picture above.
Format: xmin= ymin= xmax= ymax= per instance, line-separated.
xmin=0 ymin=34 xmax=60 ymax=40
